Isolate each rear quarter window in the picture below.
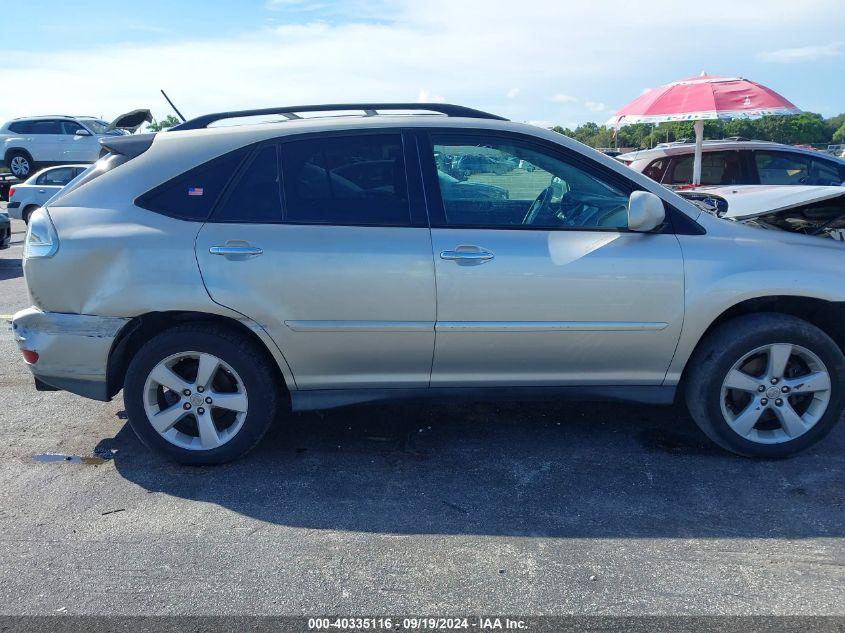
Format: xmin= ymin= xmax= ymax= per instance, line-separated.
xmin=136 ymin=147 xmax=250 ymax=221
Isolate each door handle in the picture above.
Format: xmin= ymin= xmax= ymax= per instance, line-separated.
xmin=440 ymin=248 xmax=495 ymax=262
xmin=37 ymin=189 xmax=46 ymax=193
xmin=209 ymin=245 xmax=263 ymax=257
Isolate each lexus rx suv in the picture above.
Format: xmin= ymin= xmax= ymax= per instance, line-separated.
xmin=12 ymin=103 xmax=845 ymax=464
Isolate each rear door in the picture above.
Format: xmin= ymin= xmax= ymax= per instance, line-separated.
xmin=195 ymin=131 xmax=436 ymax=389
xmin=32 ymin=166 xmax=77 ymax=205
xmin=27 ymin=119 xmax=67 ymax=162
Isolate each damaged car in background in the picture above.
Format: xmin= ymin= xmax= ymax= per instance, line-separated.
xmin=679 ymin=185 xmax=845 ymax=241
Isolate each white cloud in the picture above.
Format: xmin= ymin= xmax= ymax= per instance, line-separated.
xmin=417 ymin=90 xmax=446 ymax=103
xmin=585 ymin=101 xmax=607 ymax=112
xmin=0 ymin=0 xmax=841 ymax=126
xmin=506 ymin=88 xmax=520 ymax=99
xmin=757 ymin=42 xmax=842 ymax=63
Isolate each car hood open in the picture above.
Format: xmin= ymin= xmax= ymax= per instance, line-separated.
xmin=679 ymin=185 xmax=845 ymax=239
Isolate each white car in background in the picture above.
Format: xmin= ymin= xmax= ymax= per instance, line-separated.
xmin=678 ymin=185 xmax=845 ymax=241
xmin=6 ymin=164 xmax=88 ymax=223
xmin=619 ymin=140 xmax=845 ymax=188
xmin=0 ymin=109 xmax=152 ymax=179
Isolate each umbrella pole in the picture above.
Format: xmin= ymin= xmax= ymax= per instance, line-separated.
xmin=692 ymin=120 xmax=704 ymax=185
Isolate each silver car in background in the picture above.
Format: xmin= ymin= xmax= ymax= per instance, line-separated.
xmin=6 ymin=164 xmax=88 ymax=223
xmin=12 ymin=103 xmax=845 ymax=464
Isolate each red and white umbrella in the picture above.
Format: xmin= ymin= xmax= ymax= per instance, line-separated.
xmin=607 ymin=73 xmax=801 ymax=184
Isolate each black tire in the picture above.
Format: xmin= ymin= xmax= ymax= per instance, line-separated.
xmin=123 ymin=323 xmax=280 ymax=465
xmin=7 ymin=151 xmax=34 ymax=178
xmin=685 ymin=313 xmax=845 ymax=457
xmin=22 ymin=205 xmax=39 ymax=224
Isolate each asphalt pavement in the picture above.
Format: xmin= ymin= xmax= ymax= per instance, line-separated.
xmin=0 ymin=208 xmax=843 ymax=616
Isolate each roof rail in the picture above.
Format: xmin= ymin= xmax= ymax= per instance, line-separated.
xmin=170 ymin=103 xmax=508 ymax=131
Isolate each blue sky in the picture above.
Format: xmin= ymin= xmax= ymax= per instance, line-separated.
xmin=1 ymin=0 xmax=843 ymax=127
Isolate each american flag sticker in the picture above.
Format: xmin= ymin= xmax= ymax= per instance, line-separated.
xmin=188 ymin=186 xmax=204 ymax=196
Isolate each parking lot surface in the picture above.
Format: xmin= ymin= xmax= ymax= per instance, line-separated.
xmin=0 ymin=209 xmax=843 ymax=615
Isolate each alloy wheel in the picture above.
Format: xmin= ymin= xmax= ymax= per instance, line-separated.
xmin=720 ymin=343 xmax=831 ymax=444
xmin=10 ymin=155 xmax=30 ymax=177
xmin=142 ymin=351 xmax=249 ymax=451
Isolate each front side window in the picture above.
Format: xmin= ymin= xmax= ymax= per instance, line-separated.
xmin=754 ymin=151 xmax=811 ymax=185
xmin=36 ymin=167 xmax=77 ymax=186
xmin=665 ymin=151 xmax=741 ymax=186
xmin=280 ymin=134 xmax=410 ymax=225
xmin=431 ymin=134 xmax=631 ymax=229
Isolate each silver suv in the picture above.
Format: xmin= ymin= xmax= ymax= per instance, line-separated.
xmin=620 ymin=140 xmax=845 ymax=188
xmin=12 ymin=104 xmax=845 ymax=464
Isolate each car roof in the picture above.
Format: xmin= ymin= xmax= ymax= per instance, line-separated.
xmin=619 ymin=140 xmax=845 ymax=164
xmin=7 ymin=115 xmax=98 ymax=122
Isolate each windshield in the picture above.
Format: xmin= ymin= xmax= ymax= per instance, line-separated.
xmin=78 ymin=119 xmax=110 ymax=134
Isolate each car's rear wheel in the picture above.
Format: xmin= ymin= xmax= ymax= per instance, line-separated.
xmin=8 ymin=151 xmax=34 ymax=178
xmin=22 ymin=205 xmax=39 ymax=224
xmin=685 ymin=313 xmax=845 ymax=457
xmin=124 ymin=324 xmax=280 ymax=465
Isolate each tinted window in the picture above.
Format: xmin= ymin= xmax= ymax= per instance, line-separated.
xmin=214 ymin=145 xmax=282 ymax=223
xmin=136 ymin=147 xmax=249 ymax=221
xmin=29 ymin=120 xmax=63 ymax=135
xmin=36 ymin=167 xmax=77 ymax=186
xmin=280 ymin=134 xmax=410 ymax=225
xmin=642 ymin=158 xmax=669 ymax=182
xmin=754 ymin=151 xmax=811 ymax=185
xmin=61 ymin=121 xmax=86 ymax=135
xmin=432 ymin=135 xmax=631 ymax=229
xmin=8 ymin=121 xmax=31 ymax=134
xmin=809 ymin=157 xmax=844 ymax=186
xmin=666 ymin=151 xmax=741 ymax=185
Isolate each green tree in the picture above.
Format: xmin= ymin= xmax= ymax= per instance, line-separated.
xmin=833 ymin=122 xmax=845 ymax=144
xmin=146 ymin=114 xmax=181 ymax=132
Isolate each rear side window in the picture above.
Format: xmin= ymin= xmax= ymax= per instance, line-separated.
xmin=665 ymin=151 xmax=742 ymax=186
xmin=136 ymin=147 xmax=249 ymax=221
xmin=279 ymin=134 xmax=410 ymax=225
xmin=30 ymin=120 xmax=63 ymax=135
xmin=213 ymin=145 xmax=282 ymax=223
xmin=642 ymin=158 xmax=669 ymax=182
xmin=36 ymin=167 xmax=77 ymax=186
xmin=8 ymin=121 xmax=32 ymax=134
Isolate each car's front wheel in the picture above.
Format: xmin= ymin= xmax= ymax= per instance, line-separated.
xmin=685 ymin=313 xmax=845 ymax=457
xmin=124 ymin=323 xmax=280 ymax=465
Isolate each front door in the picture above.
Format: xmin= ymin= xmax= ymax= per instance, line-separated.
xmin=421 ymin=131 xmax=685 ymax=387
xmin=196 ymin=131 xmax=436 ymax=389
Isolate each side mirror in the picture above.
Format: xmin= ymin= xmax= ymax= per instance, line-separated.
xmin=628 ymin=191 xmax=666 ymax=232
xmin=74 ymin=129 xmax=92 ymax=137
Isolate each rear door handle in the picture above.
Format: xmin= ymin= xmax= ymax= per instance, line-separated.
xmin=209 ymin=245 xmax=263 ymax=257
xmin=440 ymin=248 xmax=495 ymax=262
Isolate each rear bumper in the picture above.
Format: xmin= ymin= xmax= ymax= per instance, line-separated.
xmin=12 ymin=307 xmax=130 ymax=401
xmin=6 ymin=201 xmax=22 ymax=220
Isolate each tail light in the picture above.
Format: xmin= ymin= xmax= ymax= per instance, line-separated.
xmin=8 ymin=187 xmax=15 ymax=199
xmin=21 ymin=350 xmax=39 ymax=364
xmin=24 ymin=208 xmax=59 ymax=259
